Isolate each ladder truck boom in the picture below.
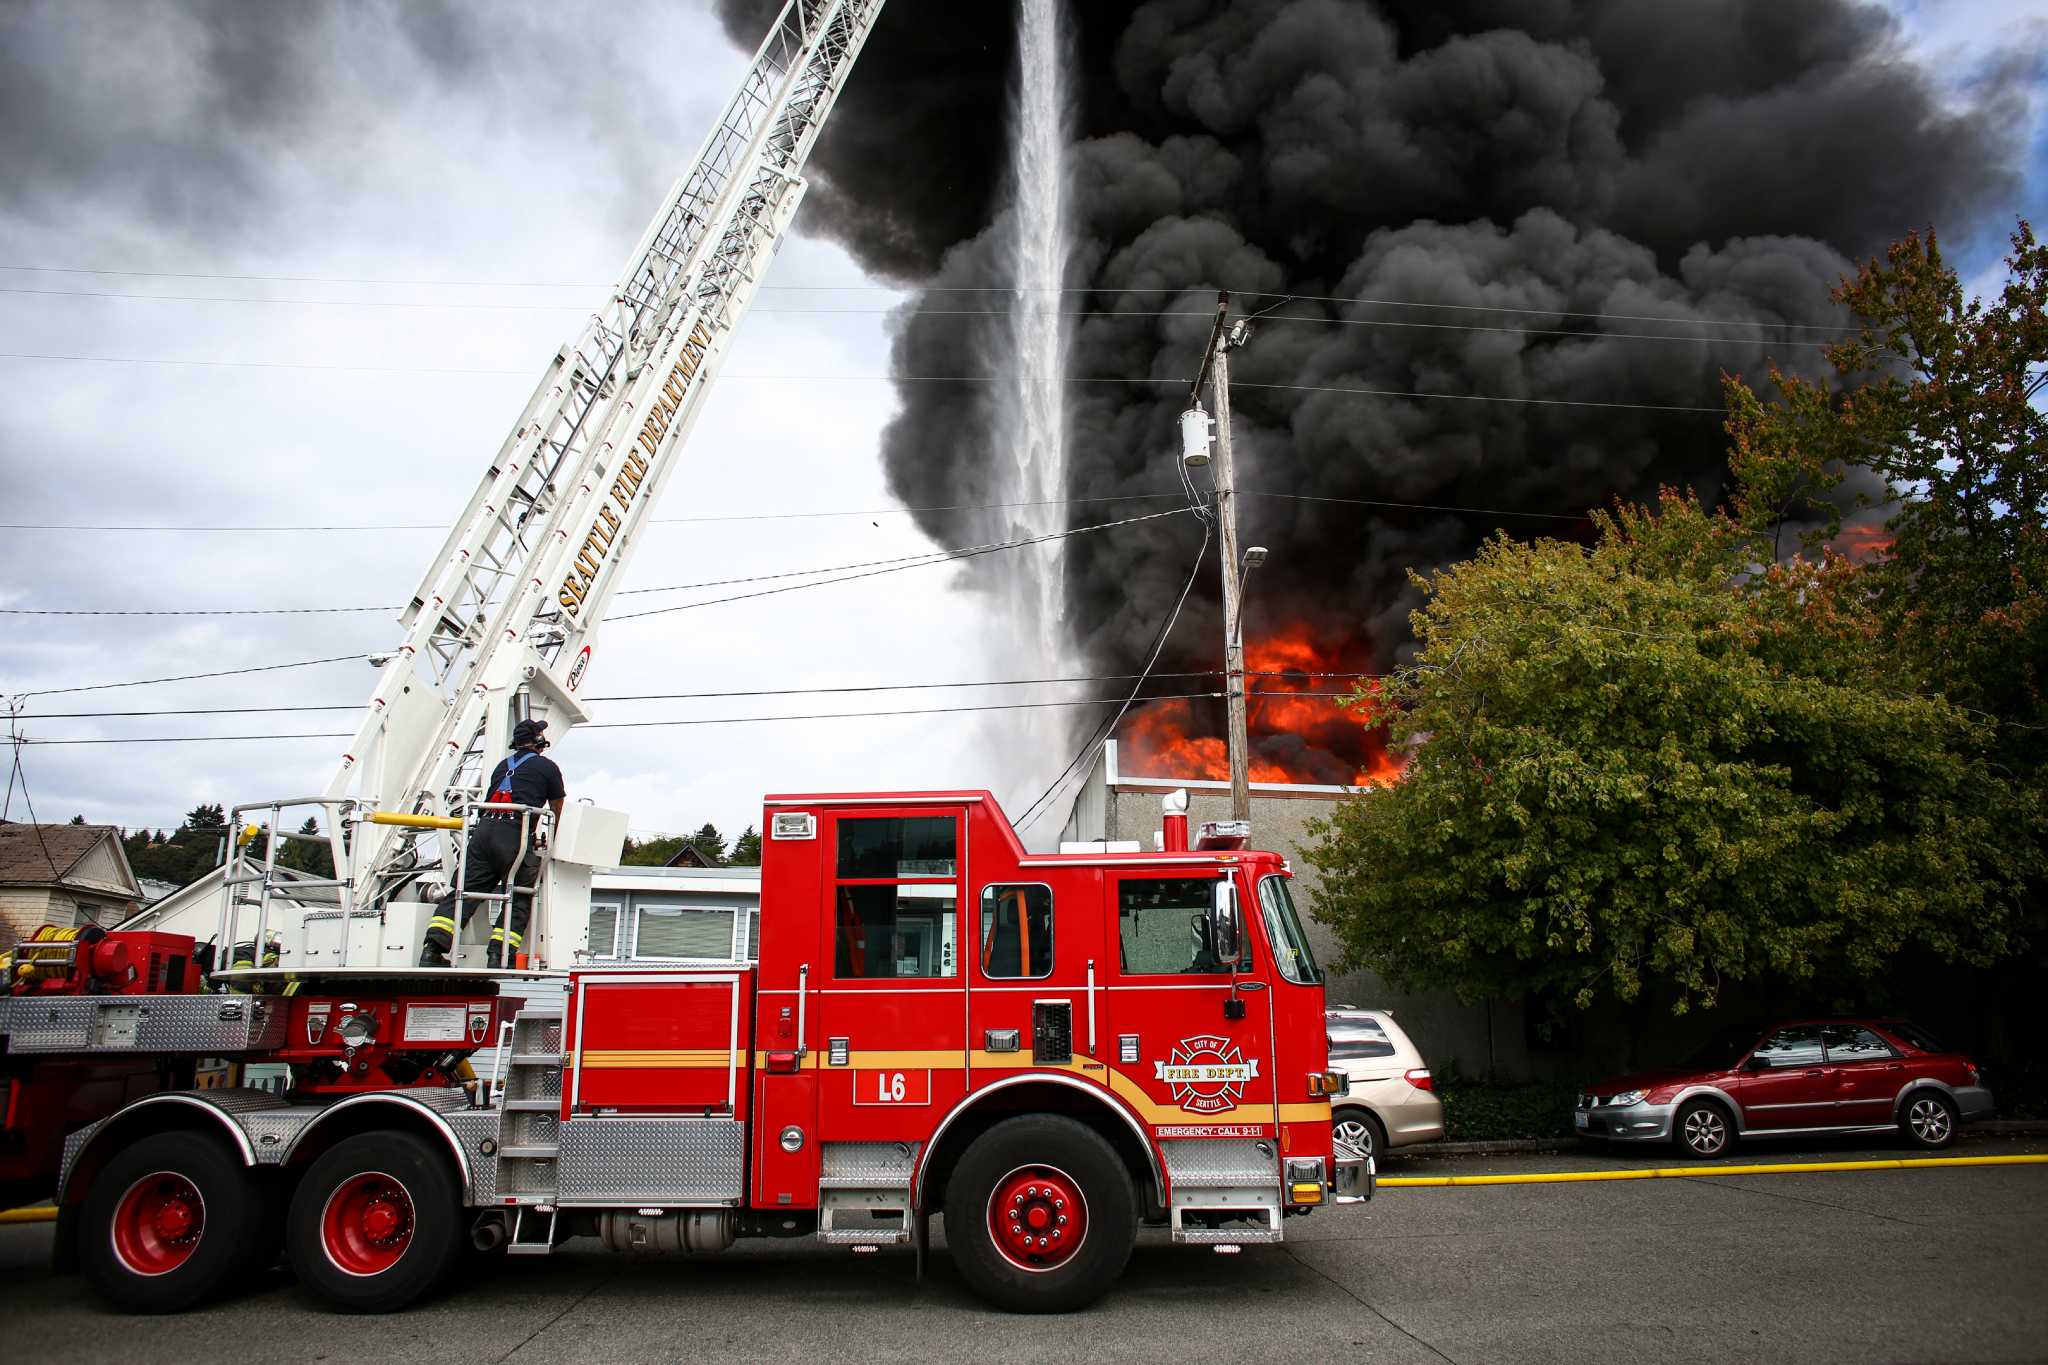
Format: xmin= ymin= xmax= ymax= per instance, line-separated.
xmin=329 ymin=0 xmax=884 ymax=910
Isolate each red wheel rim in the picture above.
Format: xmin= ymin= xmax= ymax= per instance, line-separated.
xmin=986 ymin=1164 xmax=1088 ymax=1272
xmin=320 ymin=1171 xmax=416 ymax=1277
xmin=111 ymin=1171 xmax=206 ymax=1277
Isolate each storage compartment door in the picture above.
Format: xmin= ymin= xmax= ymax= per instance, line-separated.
xmin=568 ymin=972 xmax=747 ymax=1116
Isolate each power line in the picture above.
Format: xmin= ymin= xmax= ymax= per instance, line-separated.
xmin=0 ymin=491 xmax=1186 ymax=534
xmin=603 ymin=507 xmax=1195 ymax=623
xmin=5 ymin=510 xmax=1194 ymax=691
xmin=13 ymin=654 xmax=369 ymax=699
xmin=1238 ymin=490 xmax=1591 ymax=523
xmin=0 ymin=353 xmax=1730 ymax=413
xmin=17 ymin=671 xmax=1385 ymax=719
xmin=0 ymin=285 xmax=1837 ymax=348
xmin=0 ymin=263 xmax=1860 ymax=333
xmin=1018 ymin=524 xmax=1216 ymax=831
xmin=18 ymin=691 xmax=1316 ymax=745
xmin=4 ymin=707 xmax=66 ymax=880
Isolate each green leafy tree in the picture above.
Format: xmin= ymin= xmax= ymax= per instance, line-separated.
xmin=729 ymin=825 xmax=762 ymax=866
xmin=1303 ymin=491 xmax=2041 ymax=1013
xmin=692 ymin=823 xmax=727 ymax=863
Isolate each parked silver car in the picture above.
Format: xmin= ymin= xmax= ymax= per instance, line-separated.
xmin=1326 ymin=1007 xmax=1445 ymax=1162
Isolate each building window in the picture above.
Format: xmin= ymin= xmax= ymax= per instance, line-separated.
xmin=632 ymin=903 xmax=737 ymax=960
xmin=587 ymin=902 xmax=621 ymax=960
xmin=746 ymin=907 xmax=761 ymax=962
xmin=979 ymin=884 xmax=1052 ymax=979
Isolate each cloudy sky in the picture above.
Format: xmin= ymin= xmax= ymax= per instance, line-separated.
xmin=1 ymin=0 xmax=2043 ymax=851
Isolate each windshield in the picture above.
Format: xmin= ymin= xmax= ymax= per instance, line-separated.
xmin=1256 ymin=875 xmax=1322 ymax=985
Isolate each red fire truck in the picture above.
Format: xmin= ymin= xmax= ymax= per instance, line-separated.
xmin=4 ymin=793 xmax=1366 ymax=1314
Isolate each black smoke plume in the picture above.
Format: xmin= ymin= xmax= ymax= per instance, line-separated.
xmin=723 ymin=0 xmax=2021 ymax=786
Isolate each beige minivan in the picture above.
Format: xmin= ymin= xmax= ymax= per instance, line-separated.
xmin=1327 ymin=1008 xmax=1445 ymax=1162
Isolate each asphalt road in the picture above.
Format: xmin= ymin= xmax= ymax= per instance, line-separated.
xmin=5 ymin=1134 xmax=2044 ymax=1364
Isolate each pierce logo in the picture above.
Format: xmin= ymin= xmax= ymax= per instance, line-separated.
xmin=566 ymin=645 xmax=591 ymax=693
xmin=305 ymin=1002 xmax=332 ymax=1046
xmin=468 ymin=1005 xmax=491 ymax=1045
xmin=1155 ymin=1034 xmax=1260 ymax=1114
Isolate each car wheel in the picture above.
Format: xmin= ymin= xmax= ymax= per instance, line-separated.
xmin=286 ymin=1130 xmax=464 ymax=1313
xmin=80 ymin=1130 xmax=266 ymax=1313
xmin=942 ymin=1114 xmax=1137 ymax=1314
xmin=1333 ymin=1109 xmax=1385 ymax=1164
xmin=1674 ymin=1100 xmax=1734 ymax=1159
xmin=1899 ymin=1090 xmax=1958 ymax=1150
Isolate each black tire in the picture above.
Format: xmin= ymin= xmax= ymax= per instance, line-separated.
xmin=80 ymin=1130 xmax=265 ymax=1313
xmin=1332 ymin=1108 xmax=1386 ymax=1165
xmin=286 ymin=1130 xmax=464 ymax=1312
xmin=943 ymin=1115 xmax=1138 ymax=1314
xmin=1898 ymin=1089 xmax=1959 ymax=1150
xmin=1674 ymin=1099 xmax=1735 ymax=1159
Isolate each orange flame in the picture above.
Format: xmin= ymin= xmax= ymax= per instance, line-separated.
xmin=1831 ymin=523 xmax=1894 ymax=564
xmin=1119 ymin=626 xmax=1407 ymax=787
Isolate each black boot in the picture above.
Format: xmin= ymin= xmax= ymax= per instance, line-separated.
xmin=419 ymin=942 xmax=449 ymax=968
xmin=485 ymin=944 xmax=504 ymax=969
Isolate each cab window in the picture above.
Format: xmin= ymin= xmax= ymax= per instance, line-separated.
xmin=1117 ymin=877 xmax=1245 ymax=975
xmin=832 ymin=816 xmax=957 ymax=979
xmin=980 ymin=884 xmax=1052 ymax=979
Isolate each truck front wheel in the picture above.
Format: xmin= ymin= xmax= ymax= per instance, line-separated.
xmin=80 ymin=1130 xmax=265 ymax=1313
xmin=286 ymin=1130 xmax=463 ymax=1312
xmin=942 ymin=1114 xmax=1136 ymax=1313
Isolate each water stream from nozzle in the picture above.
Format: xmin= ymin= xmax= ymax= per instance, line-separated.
xmin=990 ymin=0 xmax=1076 ymax=806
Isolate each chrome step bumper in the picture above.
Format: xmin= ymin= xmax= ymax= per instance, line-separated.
xmin=1332 ymin=1140 xmax=1375 ymax=1204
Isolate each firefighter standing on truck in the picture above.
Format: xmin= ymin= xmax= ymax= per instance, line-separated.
xmin=420 ymin=718 xmax=566 ymax=968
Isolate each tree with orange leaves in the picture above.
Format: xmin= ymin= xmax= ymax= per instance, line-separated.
xmin=1726 ymin=222 xmax=2047 ymax=762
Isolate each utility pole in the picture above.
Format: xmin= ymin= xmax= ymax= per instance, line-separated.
xmin=1188 ymin=292 xmax=1258 ymax=822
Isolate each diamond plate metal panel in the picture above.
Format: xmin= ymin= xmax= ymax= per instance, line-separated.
xmin=445 ymin=1110 xmax=501 ymax=1203
xmin=243 ymin=1110 xmax=318 ymax=1163
xmin=1163 ymin=1139 xmax=1277 ymax=1189
xmin=505 ymin=1110 xmax=559 ymax=1146
xmin=556 ymin=1117 xmax=743 ymax=1205
xmin=819 ymin=1141 xmax=919 ymax=1190
xmin=0 ymin=996 xmax=284 ymax=1054
xmin=506 ymin=1064 xmax=562 ymax=1103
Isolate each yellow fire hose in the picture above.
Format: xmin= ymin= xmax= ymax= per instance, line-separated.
xmin=1377 ymin=1153 xmax=2048 ymax=1186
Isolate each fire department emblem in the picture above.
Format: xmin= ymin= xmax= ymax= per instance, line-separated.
xmin=1155 ymin=1034 xmax=1260 ymax=1114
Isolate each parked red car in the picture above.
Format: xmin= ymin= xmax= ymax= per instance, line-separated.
xmin=1575 ymin=1018 xmax=1994 ymax=1158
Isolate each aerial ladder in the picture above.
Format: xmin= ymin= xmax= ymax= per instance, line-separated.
xmin=213 ymin=0 xmax=887 ymax=974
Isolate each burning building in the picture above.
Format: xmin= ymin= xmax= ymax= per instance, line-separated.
xmin=715 ymin=0 xmax=2018 ymax=811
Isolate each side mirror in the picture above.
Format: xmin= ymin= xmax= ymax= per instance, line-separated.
xmin=1746 ymin=1053 xmax=1772 ymax=1071
xmin=1210 ymin=879 xmax=1244 ymax=969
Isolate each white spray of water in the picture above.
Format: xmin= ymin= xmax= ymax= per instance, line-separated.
xmin=989 ymin=0 xmax=1076 ymax=809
